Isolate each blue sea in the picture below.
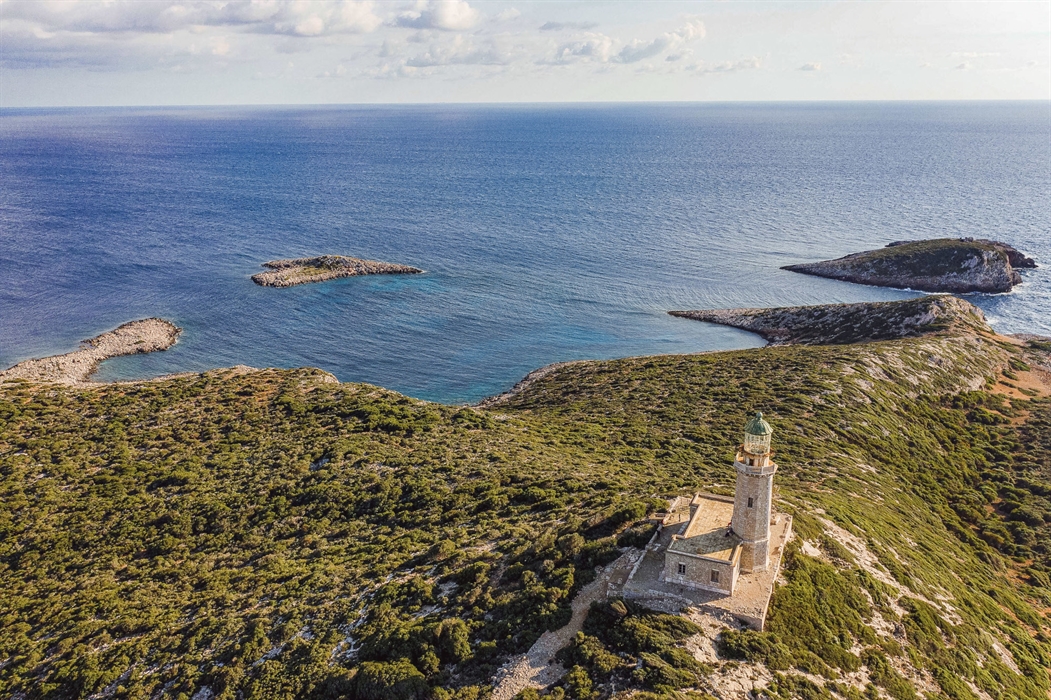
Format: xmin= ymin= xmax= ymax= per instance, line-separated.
xmin=1 ymin=102 xmax=1048 ymax=404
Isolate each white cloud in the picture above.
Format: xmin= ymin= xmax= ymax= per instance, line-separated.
xmin=615 ymin=36 xmax=673 ymax=64
xmin=316 ymin=63 xmax=348 ymax=78
xmin=3 ymin=1 xmax=383 ymax=37
xmin=689 ymin=56 xmax=762 ymax=75
xmin=550 ymin=33 xmax=615 ymax=64
xmin=539 ymin=21 xmax=598 ymax=32
xmin=294 ymin=16 xmax=326 ymax=37
xmin=7 ymin=1 xmax=1042 ymax=105
xmin=395 ymin=0 xmax=480 ymax=31
xmin=404 ymin=34 xmax=513 ymax=67
xmin=614 ymin=18 xmax=705 ymax=64
xmin=0 ymin=0 xmax=384 ymax=69
xmin=211 ymin=37 xmax=232 ymax=57
xmin=547 ymin=18 xmax=705 ymax=66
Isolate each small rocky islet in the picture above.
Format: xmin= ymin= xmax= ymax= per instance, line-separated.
xmin=251 ymin=255 xmax=423 ymax=288
xmin=782 ymin=237 xmax=1036 ymax=293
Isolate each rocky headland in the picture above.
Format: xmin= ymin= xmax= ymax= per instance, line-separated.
xmin=670 ymin=295 xmax=989 ymax=346
xmin=251 ymin=255 xmax=423 ymax=288
xmin=782 ymin=238 xmax=1036 ymax=293
xmin=0 ymin=318 xmax=181 ymax=385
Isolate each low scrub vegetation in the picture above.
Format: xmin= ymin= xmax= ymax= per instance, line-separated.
xmin=1 ymin=324 xmax=1049 ymax=699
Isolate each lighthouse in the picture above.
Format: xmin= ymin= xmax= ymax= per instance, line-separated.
xmin=731 ymin=412 xmax=778 ymax=572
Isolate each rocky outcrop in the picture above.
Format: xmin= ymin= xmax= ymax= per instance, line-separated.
xmin=887 ymin=238 xmax=1036 ymax=270
xmin=670 ymin=296 xmax=991 ymax=346
xmin=252 ymin=255 xmax=423 ymax=288
xmin=783 ymin=238 xmax=1035 ymax=293
xmin=0 ymin=318 xmax=181 ymax=385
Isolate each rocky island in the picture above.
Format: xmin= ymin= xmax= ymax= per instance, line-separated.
xmin=0 ymin=317 xmax=181 ymax=385
xmin=782 ymin=238 xmax=1036 ymax=293
xmin=670 ymin=295 xmax=989 ymax=346
xmin=251 ymin=255 xmax=423 ymax=288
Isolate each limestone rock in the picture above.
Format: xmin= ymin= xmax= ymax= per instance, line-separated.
xmin=0 ymin=318 xmax=181 ymax=385
xmin=251 ymin=255 xmax=423 ymax=288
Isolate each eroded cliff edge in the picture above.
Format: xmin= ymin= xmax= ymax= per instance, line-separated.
xmin=782 ymin=238 xmax=1036 ymax=293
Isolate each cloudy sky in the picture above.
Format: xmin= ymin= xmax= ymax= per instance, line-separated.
xmin=2 ymin=0 xmax=1048 ymax=106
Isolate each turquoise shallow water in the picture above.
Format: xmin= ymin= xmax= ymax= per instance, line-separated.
xmin=1 ymin=102 xmax=1048 ymax=403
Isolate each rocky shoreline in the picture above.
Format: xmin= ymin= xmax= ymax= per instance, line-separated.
xmin=670 ymin=296 xmax=989 ymax=346
xmin=251 ymin=255 xmax=423 ymax=288
xmin=782 ymin=238 xmax=1035 ymax=293
xmin=476 ymin=360 xmax=585 ymax=408
xmin=0 ymin=318 xmax=181 ymax=385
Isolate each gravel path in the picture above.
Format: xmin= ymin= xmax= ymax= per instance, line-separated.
xmin=0 ymin=318 xmax=181 ymax=384
xmin=490 ymin=551 xmax=637 ymax=700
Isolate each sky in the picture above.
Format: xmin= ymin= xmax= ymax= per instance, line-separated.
xmin=1 ymin=0 xmax=1049 ymax=106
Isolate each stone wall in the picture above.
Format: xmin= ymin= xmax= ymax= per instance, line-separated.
xmin=662 ymin=549 xmax=739 ymax=595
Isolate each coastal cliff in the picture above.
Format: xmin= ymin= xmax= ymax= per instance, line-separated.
xmin=782 ymin=238 xmax=1035 ymax=293
xmin=670 ymin=295 xmax=989 ymax=346
xmin=252 ymin=255 xmax=423 ymax=287
xmin=0 ymin=318 xmax=180 ymax=384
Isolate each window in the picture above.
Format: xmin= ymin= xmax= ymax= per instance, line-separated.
xmin=710 ymin=570 xmax=720 ymax=583
xmin=678 ymin=563 xmax=687 ymax=575
xmin=747 ymin=497 xmax=754 ymax=508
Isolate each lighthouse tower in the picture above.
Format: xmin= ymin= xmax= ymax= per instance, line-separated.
xmin=731 ymin=412 xmax=778 ymax=572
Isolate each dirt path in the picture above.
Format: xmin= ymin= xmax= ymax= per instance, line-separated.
xmin=490 ymin=551 xmax=636 ymax=700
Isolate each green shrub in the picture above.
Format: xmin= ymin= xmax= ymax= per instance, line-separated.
xmin=350 ymin=661 xmax=427 ymax=700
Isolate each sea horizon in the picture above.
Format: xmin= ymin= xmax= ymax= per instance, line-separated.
xmin=2 ymin=100 xmax=1049 ymax=403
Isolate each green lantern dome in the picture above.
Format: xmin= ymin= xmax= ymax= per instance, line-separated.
xmin=743 ymin=412 xmax=773 ymax=455
xmin=744 ymin=412 xmax=773 ymax=436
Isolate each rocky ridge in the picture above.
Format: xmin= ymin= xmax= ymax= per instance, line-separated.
xmin=782 ymin=238 xmax=1035 ymax=293
xmin=670 ymin=295 xmax=990 ymax=346
xmin=251 ymin=255 xmax=423 ymax=288
xmin=0 ymin=318 xmax=181 ymax=385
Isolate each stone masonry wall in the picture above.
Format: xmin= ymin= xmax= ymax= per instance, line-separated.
xmin=732 ymin=464 xmax=774 ymax=572
xmin=662 ymin=551 xmax=737 ymax=595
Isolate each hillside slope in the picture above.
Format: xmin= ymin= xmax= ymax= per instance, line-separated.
xmin=1 ymin=299 xmax=1050 ymax=700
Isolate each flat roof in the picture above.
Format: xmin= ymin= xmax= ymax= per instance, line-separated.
xmin=667 ymin=496 xmax=740 ymax=562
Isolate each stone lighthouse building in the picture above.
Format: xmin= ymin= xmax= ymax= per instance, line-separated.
xmin=662 ymin=412 xmax=781 ymax=595
xmin=732 ymin=412 xmax=778 ymax=572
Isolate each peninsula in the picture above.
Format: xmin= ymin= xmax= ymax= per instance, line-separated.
xmin=251 ymin=255 xmax=423 ymax=288
xmin=670 ymin=295 xmax=988 ymax=346
xmin=782 ymin=238 xmax=1036 ymax=293
xmin=0 ymin=317 xmax=180 ymax=385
